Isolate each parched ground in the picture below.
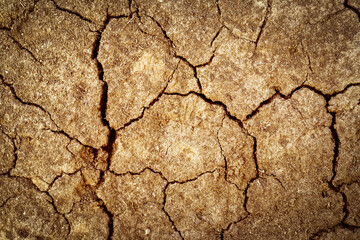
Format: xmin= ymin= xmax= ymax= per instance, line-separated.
xmin=0 ymin=0 xmax=360 ymax=239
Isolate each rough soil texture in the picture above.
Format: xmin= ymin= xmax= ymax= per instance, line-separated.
xmin=0 ymin=0 xmax=359 ymax=239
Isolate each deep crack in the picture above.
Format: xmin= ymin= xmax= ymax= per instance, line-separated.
xmin=345 ymin=0 xmax=360 ymax=20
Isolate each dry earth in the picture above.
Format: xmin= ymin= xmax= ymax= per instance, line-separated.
xmin=0 ymin=0 xmax=360 ymax=239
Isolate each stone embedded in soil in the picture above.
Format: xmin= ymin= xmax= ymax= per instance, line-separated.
xmin=98 ymin=16 xmax=178 ymax=130
xmin=225 ymin=88 xmax=344 ymax=239
xmin=329 ymin=85 xmax=360 ymax=186
xmin=1 ymin=0 xmax=109 ymax=148
xmin=341 ymin=182 xmax=360 ymax=226
xmin=110 ymin=94 xmax=226 ymax=182
xmin=133 ymin=0 xmax=222 ymax=66
xmin=96 ymin=169 xmax=181 ymax=239
xmin=165 ymin=170 xmax=246 ymax=240
xmin=0 ymin=175 xmax=69 ymax=239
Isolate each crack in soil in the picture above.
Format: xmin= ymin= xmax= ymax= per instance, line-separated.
xmin=2 ymin=1 xmax=360 ymax=238
xmin=1 ymin=130 xmax=18 ymax=174
xmin=163 ymin=182 xmax=184 ymax=239
xmin=7 ymin=33 xmax=42 ymax=64
xmin=253 ymin=0 xmax=272 ymax=55
xmin=243 ymin=82 xmax=360 ymax=235
xmin=51 ymin=0 xmax=93 ymax=24
xmin=345 ymin=0 xmax=360 ymax=20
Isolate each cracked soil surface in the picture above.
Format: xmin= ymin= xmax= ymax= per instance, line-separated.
xmin=0 ymin=0 xmax=360 ymax=239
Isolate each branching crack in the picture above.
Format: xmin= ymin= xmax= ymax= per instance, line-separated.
xmin=116 ymin=60 xmax=179 ymax=131
xmin=138 ymin=12 xmax=218 ymax=93
xmin=2 ymin=74 xmax=96 ymax=151
xmin=164 ymin=91 xmax=247 ymax=130
xmin=1 ymin=75 xmax=57 ymax=128
xmin=220 ymin=215 xmax=249 ymax=239
xmin=50 ymin=0 xmax=94 ymax=24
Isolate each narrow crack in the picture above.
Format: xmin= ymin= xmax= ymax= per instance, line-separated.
xmin=43 ymin=190 xmax=71 ymax=239
xmin=210 ymin=26 xmax=224 ymax=47
xmin=13 ymin=173 xmax=73 ymax=239
xmin=0 ymin=196 xmax=17 ymax=208
xmin=253 ymin=0 xmax=272 ymax=54
xmin=50 ymin=0 xmax=94 ymax=24
xmin=216 ymin=0 xmax=222 ymax=16
xmin=244 ymin=84 xmax=338 ymax=121
xmin=245 ymin=91 xmax=279 ymax=120
xmin=344 ymin=0 xmax=360 ymax=21
xmin=7 ymin=33 xmax=42 ymax=64
xmin=1 ymin=130 xmax=18 ymax=174
xmin=174 ymin=56 xmax=203 ymax=93
xmin=110 ymin=167 xmax=216 ymax=185
xmin=140 ymin=12 xmax=216 ymax=93
xmin=164 ymin=91 xmax=246 ymax=130
xmin=163 ymin=183 xmax=184 ymax=239
xmin=2 ymin=0 xmax=39 ymax=30
xmin=49 ymin=129 xmax=95 ymax=150
xmin=329 ymin=83 xmax=360 ymax=98
xmin=216 ymin=116 xmax=228 ymax=181
xmin=168 ymin=169 xmax=217 ymax=185
xmin=164 ymin=90 xmax=261 ymax=199
xmin=220 ymin=215 xmax=249 ymax=239
xmin=240 ymin=82 xmax=360 ymax=230
xmin=1 ymin=75 xmax=57 ymax=128
xmin=0 ymin=175 xmax=73 ymax=239
xmin=300 ymin=40 xmax=313 ymax=76
xmin=1 ymin=75 xmax=96 ymax=150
